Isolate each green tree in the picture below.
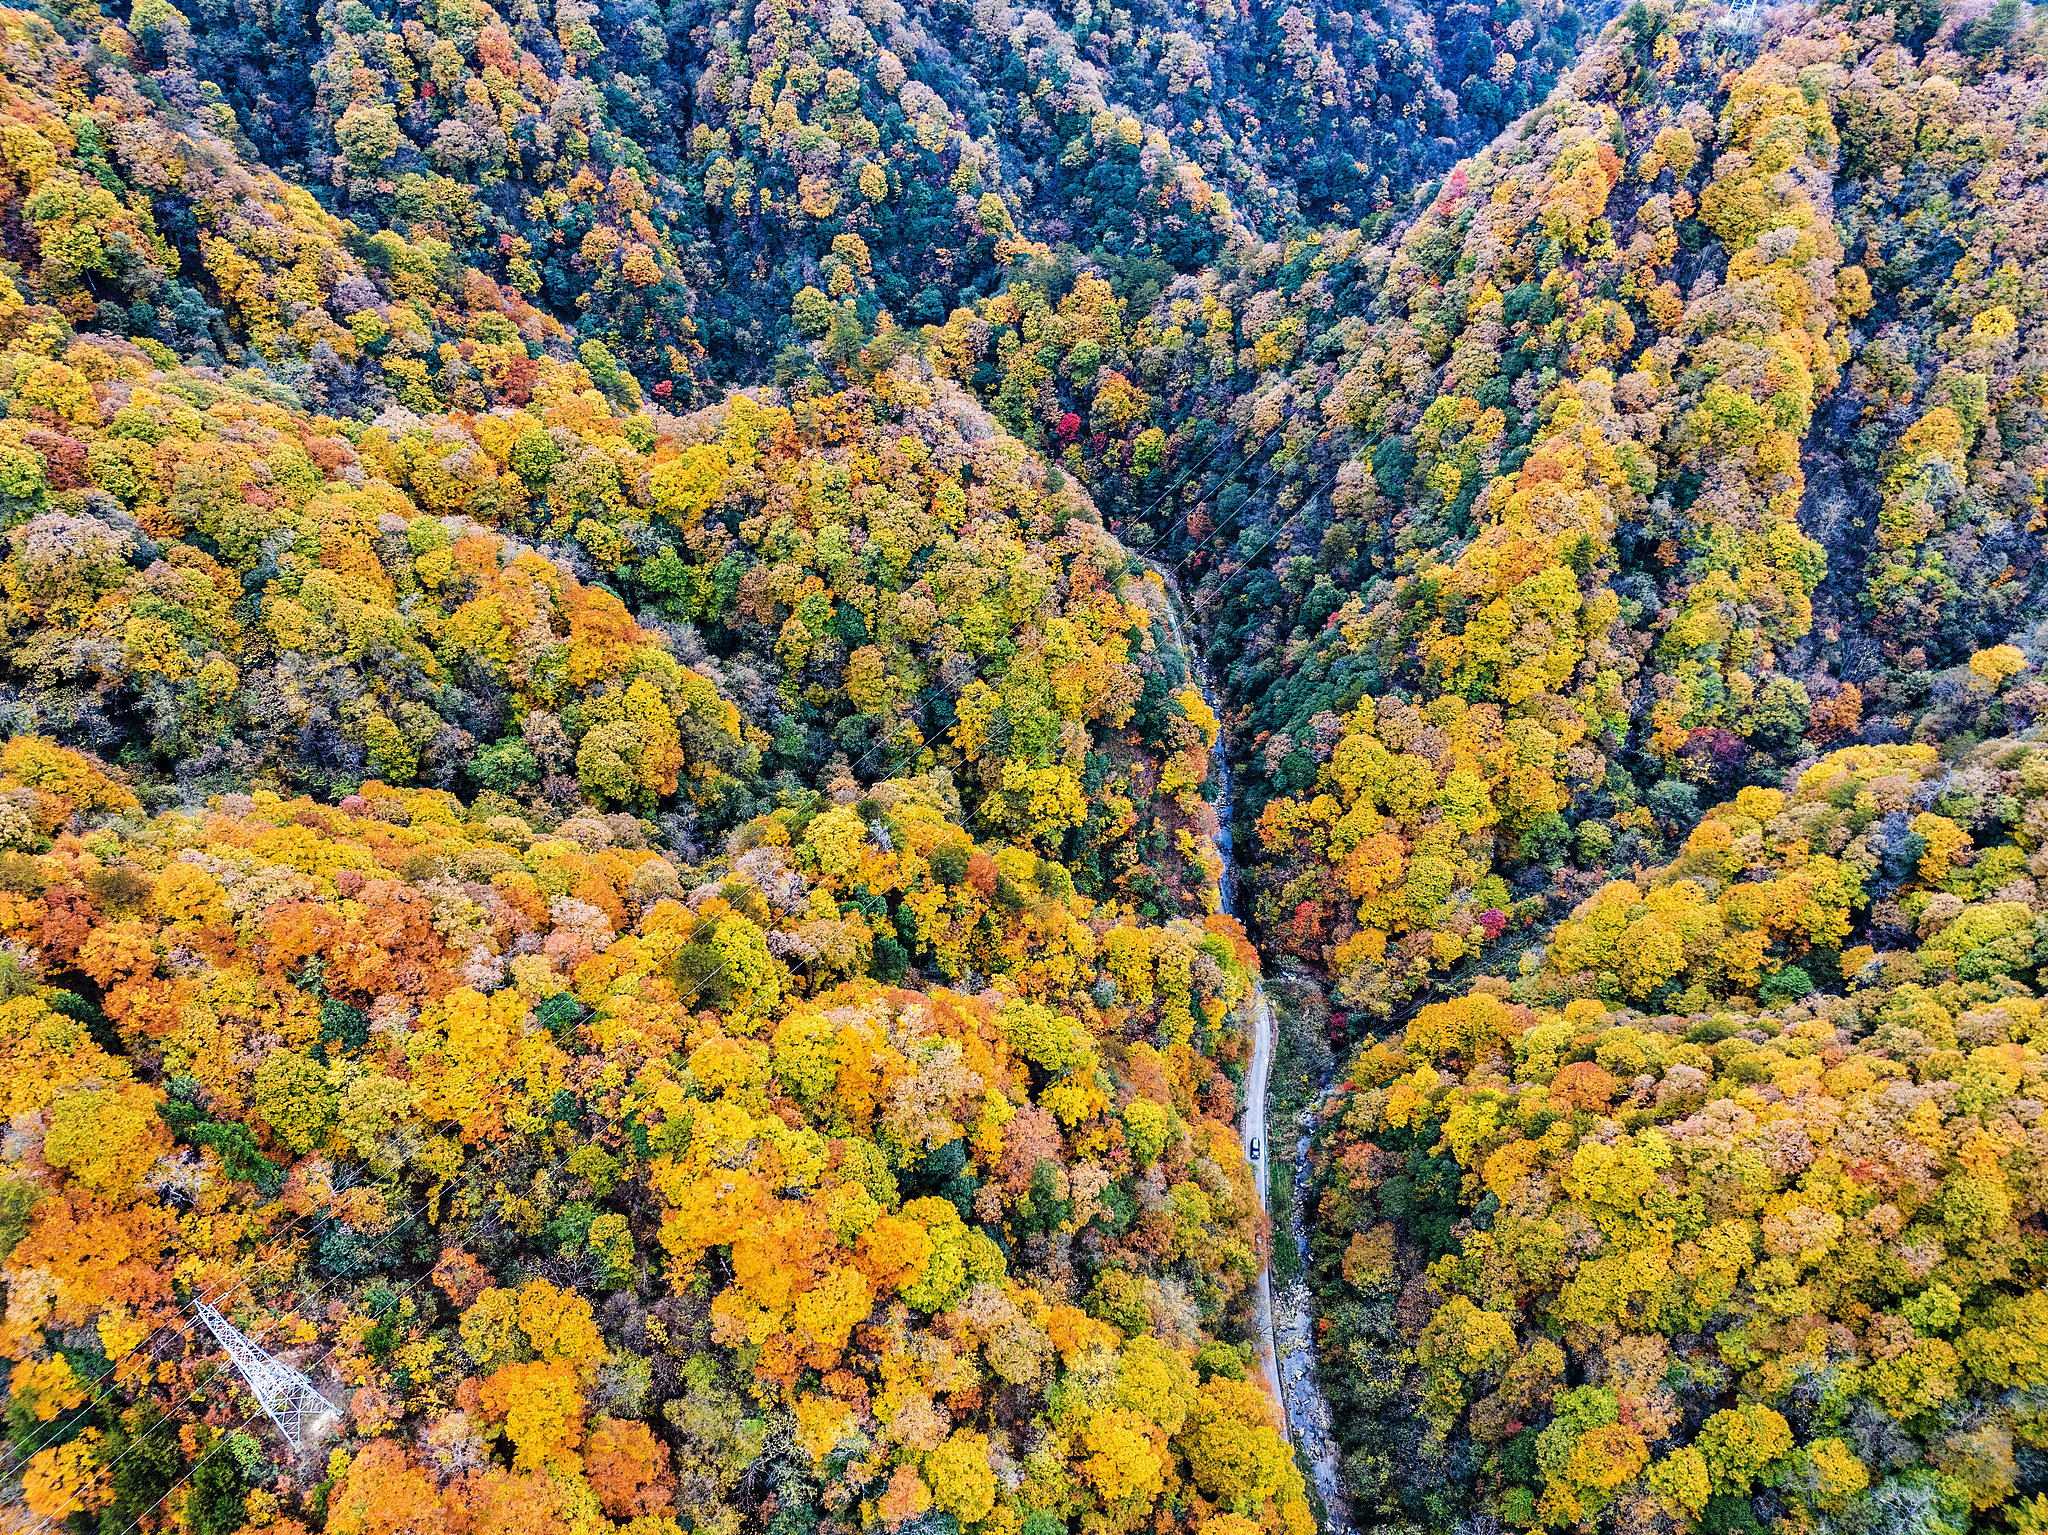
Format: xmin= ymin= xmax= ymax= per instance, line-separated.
xmin=252 ymin=1052 xmax=336 ymax=1155
xmin=792 ymin=286 xmax=834 ymax=338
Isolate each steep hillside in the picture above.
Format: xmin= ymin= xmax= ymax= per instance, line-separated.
xmin=1139 ymin=3 xmax=2048 ymax=1028
xmin=1306 ymin=735 xmax=2048 ymax=1529
xmin=152 ymin=0 xmax=1614 ymax=394
xmin=0 ymin=23 xmax=1305 ymax=1523
xmin=1 ymin=0 xmax=2048 ymax=1530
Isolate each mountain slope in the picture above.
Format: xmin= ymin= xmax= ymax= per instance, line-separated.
xmin=2 ymin=0 xmax=2048 ymax=1531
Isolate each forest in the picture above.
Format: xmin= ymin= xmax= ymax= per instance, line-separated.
xmin=0 ymin=0 xmax=2046 ymax=1526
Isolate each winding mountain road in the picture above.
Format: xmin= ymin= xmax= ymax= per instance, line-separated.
xmin=1242 ymin=986 xmax=1283 ymax=1409
xmin=1242 ymin=983 xmax=1349 ymax=1525
xmin=1144 ymin=561 xmax=1349 ymax=1528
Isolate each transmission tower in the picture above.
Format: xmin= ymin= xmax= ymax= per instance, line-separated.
xmin=194 ymin=1302 xmax=340 ymax=1453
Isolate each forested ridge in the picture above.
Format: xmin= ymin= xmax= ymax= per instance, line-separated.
xmin=0 ymin=0 xmax=2046 ymax=1526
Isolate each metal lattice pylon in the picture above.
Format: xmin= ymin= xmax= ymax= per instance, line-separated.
xmin=194 ymin=1302 xmax=340 ymax=1453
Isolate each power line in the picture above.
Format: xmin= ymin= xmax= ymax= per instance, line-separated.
xmin=15 ymin=1174 xmax=397 ymax=1463
xmin=27 ymin=1122 xmax=564 ymax=1528
xmin=1117 ymin=419 xmax=1263 ymax=536
xmin=1117 ymin=424 xmax=1286 ymax=559
xmin=39 ymin=1138 xmax=566 ymax=1535
xmin=33 ymin=865 xmax=842 ymax=1522
xmin=1167 ymin=434 xmax=1316 ymax=580
xmin=30 ymin=815 xmax=802 ymax=1527
xmin=1196 ymin=481 xmax=1330 ymax=601
xmin=15 ymin=1063 xmax=556 ymax=1467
